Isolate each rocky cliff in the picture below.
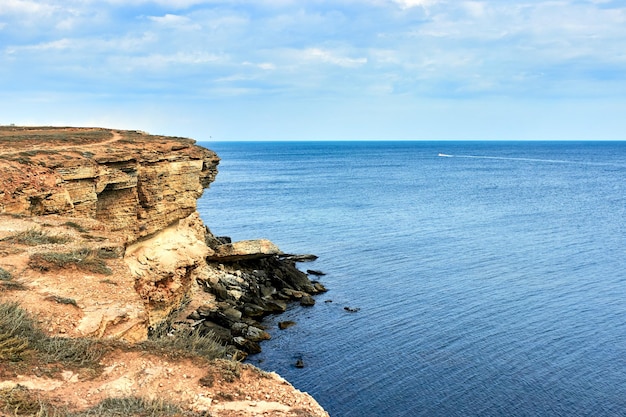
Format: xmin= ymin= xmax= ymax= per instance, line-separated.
xmin=0 ymin=126 xmax=328 ymax=416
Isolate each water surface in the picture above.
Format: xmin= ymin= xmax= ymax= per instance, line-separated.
xmin=198 ymin=141 xmax=626 ymax=417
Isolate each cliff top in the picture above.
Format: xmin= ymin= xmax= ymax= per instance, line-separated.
xmin=0 ymin=126 xmax=197 ymax=158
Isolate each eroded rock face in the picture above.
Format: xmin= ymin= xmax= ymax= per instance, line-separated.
xmin=0 ymin=127 xmax=218 ymax=341
xmin=125 ymin=212 xmax=212 ymax=328
xmin=0 ymin=127 xmax=219 ymax=243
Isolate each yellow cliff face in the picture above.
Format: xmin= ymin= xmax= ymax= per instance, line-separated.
xmin=0 ymin=127 xmax=219 ymax=243
xmin=0 ymin=127 xmax=221 ymax=342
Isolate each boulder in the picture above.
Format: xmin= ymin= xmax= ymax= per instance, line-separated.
xmin=201 ymin=321 xmax=232 ymax=343
xmin=245 ymin=326 xmax=271 ymax=342
xmin=278 ymin=254 xmax=318 ymax=262
xmin=233 ymin=336 xmax=262 ymax=354
xmin=242 ymin=303 xmax=266 ymax=318
xmin=207 ymin=239 xmax=281 ymax=262
xmin=300 ymin=296 xmax=315 ymax=307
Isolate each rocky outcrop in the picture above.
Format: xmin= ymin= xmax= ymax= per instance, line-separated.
xmin=0 ymin=127 xmax=219 ymax=243
xmin=0 ymin=126 xmax=326 ymax=355
xmin=0 ymin=127 xmax=220 ymax=342
xmin=185 ymin=233 xmax=327 ymax=357
xmin=0 ymin=126 xmax=329 ymax=416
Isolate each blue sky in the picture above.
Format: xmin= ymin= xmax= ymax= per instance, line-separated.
xmin=1 ymin=0 xmax=625 ymax=140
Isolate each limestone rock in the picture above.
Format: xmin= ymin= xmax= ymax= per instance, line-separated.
xmin=207 ymin=239 xmax=282 ymax=262
xmin=125 ymin=212 xmax=211 ymax=328
xmin=0 ymin=127 xmax=220 ymax=243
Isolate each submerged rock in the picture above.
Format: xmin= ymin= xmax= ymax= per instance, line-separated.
xmin=278 ymin=321 xmax=297 ymax=330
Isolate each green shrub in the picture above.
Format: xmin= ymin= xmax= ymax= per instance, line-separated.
xmin=2 ymin=228 xmax=71 ymax=246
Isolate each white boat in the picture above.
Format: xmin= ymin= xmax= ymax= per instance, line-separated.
xmin=438 ymin=153 xmax=452 ymax=157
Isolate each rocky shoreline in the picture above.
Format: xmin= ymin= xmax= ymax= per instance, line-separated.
xmin=178 ymin=228 xmax=327 ymax=360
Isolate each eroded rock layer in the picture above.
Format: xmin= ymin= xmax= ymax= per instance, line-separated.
xmin=0 ymin=127 xmax=219 ymax=243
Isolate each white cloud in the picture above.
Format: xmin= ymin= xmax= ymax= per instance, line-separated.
xmin=148 ymin=13 xmax=201 ymax=30
xmin=5 ymin=38 xmax=72 ymax=54
xmin=391 ymin=0 xmax=439 ymax=9
xmin=243 ymin=61 xmax=276 ymax=70
xmin=0 ymin=0 xmax=57 ymax=15
xmin=301 ymin=48 xmax=368 ymax=68
xmin=5 ymin=32 xmax=157 ymax=55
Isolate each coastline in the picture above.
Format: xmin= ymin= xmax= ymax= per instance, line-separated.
xmin=0 ymin=126 xmax=329 ymax=416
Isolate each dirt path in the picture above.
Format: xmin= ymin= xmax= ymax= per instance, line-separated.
xmin=0 ymin=129 xmax=123 ymax=156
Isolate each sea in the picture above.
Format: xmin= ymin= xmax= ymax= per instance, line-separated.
xmin=197 ymin=141 xmax=626 ymax=417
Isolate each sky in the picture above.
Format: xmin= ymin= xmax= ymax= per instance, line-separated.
xmin=1 ymin=0 xmax=626 ymax=141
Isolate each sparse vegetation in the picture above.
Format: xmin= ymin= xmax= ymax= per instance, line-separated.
xmin=63 ymin=221 xmax=88 ymax=233
xmin=0 ymin=308 xmax=215 ymax=415
xmin=44 ymin=295 xmax=79 ymax=307
xmin=0 ymin=386 xmax=55 ymax=416
xmin=2 ymin=228 xmax=72 ymax=246
xmin=0 ymin=302 xmax=106 ymax=368
xmin=81 ymin=234 xmax=107 ymax=242
xmin=0 ymin=387 xmax=209 ymax=417
xmin=0 ymin=280 xmax=27 ymax=292
xmin=0 ymin=302 xmax=37 ymax=362
xmin=75 ymin=397 xmax=195 ymax=417
xmin=97 ymin=247 xmax=122 ymax=259
xmin=29 ymin=248 xmax=113 ymax=275
xmin=141 ymin=327 xmax=226 ymax=361
xmin=0 ymin=266 xmax=11 ymax=281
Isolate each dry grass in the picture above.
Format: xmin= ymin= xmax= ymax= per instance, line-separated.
xmin=1 ymin=228 xmax=72 ymax=246
xmin=140 ymin=326 xmax=226 ymax=362
xmin=0 ymin=302 xmax=106 ymax=368
xmin=0 ymin=266 xmax=11 ymax=281
xmin=0 ymin=386 xmax=209 ymax=417
xmin=44 ymin=295 xmax=79 ymax=307
xmin=62 ymin=221 xmax=88 ymax=233
xmin=0 ymin=265 xmax=26 ymax=293
xmin=29 ymin=248 xmax=112 ymax=275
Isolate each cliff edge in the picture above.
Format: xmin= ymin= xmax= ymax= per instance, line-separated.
xmin=0 ymin=126 xmax=328 ymax=417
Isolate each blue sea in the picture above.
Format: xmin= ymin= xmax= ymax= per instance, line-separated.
xmin=197 ymin=141 xmax=626 ymax=417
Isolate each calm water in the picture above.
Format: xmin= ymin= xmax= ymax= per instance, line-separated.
xmin=197 ymin=141 xmax=626 ymax=417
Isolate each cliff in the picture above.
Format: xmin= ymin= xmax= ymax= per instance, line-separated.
xmin=0 ymin=126 xmax=328 ymax=417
